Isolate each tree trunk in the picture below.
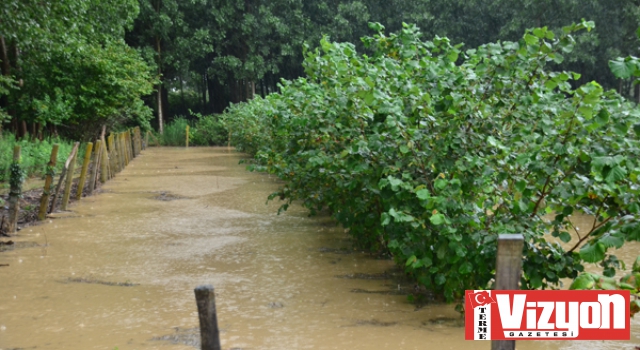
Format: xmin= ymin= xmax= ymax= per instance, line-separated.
xmin=180 ymin=74 xmax=186 ymax=113
xmin=245 ymin=80 xmax=254 ymax=100
xmin=229 ymin=78 xmax=240 ymax=104
xmin=157 ymin=87 xmax=164 ymax=133
xmin=207 ymin=76 xmax=228 ymax=114
xmin=155 ymin=34 xmax=164 ymax=134
xmin=0 ymin=36 xmax=10 ymax=77
xmin=202 ymin=73 xmax=208 ymax=114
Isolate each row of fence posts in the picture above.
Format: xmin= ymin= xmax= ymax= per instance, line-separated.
xmin=5 ymin=127 xmax=145 ymax=234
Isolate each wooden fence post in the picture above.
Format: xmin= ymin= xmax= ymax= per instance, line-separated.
xmin=126 ymin=131 xmax=132 ymax=161
xmin=125 ymin=131 xmax=130 ymax=160
xmin=133 ymin=127 xmax=139 ymax=156
xmin=49 ymin=142 xmax=79 ymax=213
xmin=100 ymin=139 xmax=109 ymax=183
xmin=108 ymin=134 xmax=117 ymax=176
xmin=76 ymin=142 xmax=93 ymax=200
xmin=194 ymin=285 xmax=222 ymax=350
xmin=38 ymin=144 xmax=59 ymax=220
xmin=186 ymin=125 xmax=190 ymax=148
xmin=61 ymin=143 xmax=79 ymax=211
xmin=115 ymin=133 xmax=123 ymax=172
xmin=136 ymin=127 xmax=142 ymax=153
xmin=122 ymin=133 xmax=129 ymax=166
xmin=7 ymin=146 xmax=22 ymax=233
xmin=128 ymin=130 xmax=134 ymax=159
xmin=491 ymin=234 xmax=524 ymax=350
xmin=87 ymin=140 xmax=101 ymax=196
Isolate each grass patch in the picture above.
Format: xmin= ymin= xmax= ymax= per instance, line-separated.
xmin=0 ymin=133 xmax=85 ymax=184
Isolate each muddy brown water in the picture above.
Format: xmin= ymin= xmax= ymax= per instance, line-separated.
xmin=0 ymin=147 xmax=638 ymax=350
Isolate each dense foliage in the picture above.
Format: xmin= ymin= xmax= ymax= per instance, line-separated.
xmin=222 ymin=22 xmax=640 ymax=302
xmin=4 ymin=0 xmax=640 ymax=135
xmin=125 ymin=0 xmax=640 ymax=128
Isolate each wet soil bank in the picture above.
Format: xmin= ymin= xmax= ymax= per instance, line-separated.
xmin=0 ymin=147 xmax=638 ymax=350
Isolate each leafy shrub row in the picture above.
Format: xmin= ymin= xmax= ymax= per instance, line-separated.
xmin=222 ymin=22 xmax=640 ymax=302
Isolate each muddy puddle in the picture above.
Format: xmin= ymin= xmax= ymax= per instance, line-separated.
xmin=0 ymin=147 xmax=638 ymax=350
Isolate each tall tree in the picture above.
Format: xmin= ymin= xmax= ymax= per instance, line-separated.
xmin=1 ymin=0 xmax=155 ymax=139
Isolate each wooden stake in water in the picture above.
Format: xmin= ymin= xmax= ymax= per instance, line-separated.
xmin=194 ymin=285 xmax=222 ymax=350
xmin=38 ymin=144 xmax=59 ymax=220
xmin=491 ymin=234 xmax=524 ymax=350
xmin=100 ymin=126 xmax=109 ymax=182
xmin=7 ymin=145 xmax=22 ymax=233
xmin=76 ymin=142 xmax=93 ymax=200
xmin=100 ymin=139 xmax=109 ymax=183
xmin=61 ymin=143 xmax=79 ymax=211
xmin=88 ymin=140 xmax=102 ymax=195
xmin=108 ymin=134 xmax=117 ymax=176
xmin=116 ymin=133 xmax=124 ymax=172
xmin=137 ymin=127 xmax=143 ymax=153
xmin=50 ymin=142 xmax=79 ymax=213
xmin=122 ymin=133 xmax=129 ymax=166
xmin=127 ymin=130 xmax=133 ymax=160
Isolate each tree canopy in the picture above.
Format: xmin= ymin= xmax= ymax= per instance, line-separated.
xmin=2 ymin=0 xmax=640 ymax=137
xmin=1 ymin=0 xmax=154 ymax=139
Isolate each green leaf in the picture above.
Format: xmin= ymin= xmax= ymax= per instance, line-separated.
xmin=447 ymin=50 xmax=459 ymax=62
xmin=434 ymin=179 xmax=447 ymax=190
xmin=570 ymin=274 xmax=595 ymax=290
xmin=389 ymin=208 xmax=415 ymax=223
xmin=580 ymin=242 xmax=606 ymax=263
xmin=596 ymin=276 xmax=618 ymax=290
xmin=559 ymin=231 xmax=572 ymax=243
xmin=598 ymin=233 xmax=624 ymax=249
xmin=532 ymin=28 xmax=546 ymax=38
xmin=458 ymin=262 xmax=473 ymax=274
xmin=524 ymin=33 xmax=539 ymax=45
xmin=604 ymin=165 xmax=626 ymax=184
xmin=609 ymin=59 xmax=635 ymax=79
xmin=632 ymin=256 xmax=640 ymax=273
xmin=633 ymin=123 xmax=640 ymax=137
xmin=387 ymin=176 xmax=403 ymax=190
xmin=595 ymin=109 xmax=609 ymax=124
xmin=430 ymin=213 xmax=445 ymax=226
xmin=529 ymin=275 xmax=543 ymax=289
xmin=578 ymin=106 xmax=593 ymax=119
xmin=381 ymin=213 xmax=390 ymax=226
xmin=614 ymin=122 xmax=629 ymax=135
xmin=416 ymin=189 xmax=430 ymax=200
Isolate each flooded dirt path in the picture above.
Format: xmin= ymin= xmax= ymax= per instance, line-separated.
xmin=0 ymin=147 xmax=638 ymax=350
